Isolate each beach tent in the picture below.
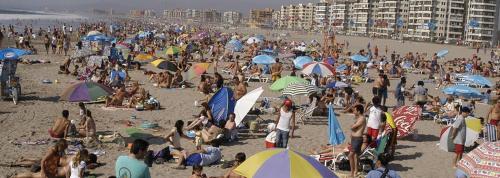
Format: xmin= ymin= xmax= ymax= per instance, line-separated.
xmin=233 ymin=149 xmax=338 ymax=178
xmin=234 ymin=87 xmax=264 ymax=126
xmin=328 ymin=104 xmax=345 ymax=145
xmin=208 ymin=87 xmax=236 ymax=127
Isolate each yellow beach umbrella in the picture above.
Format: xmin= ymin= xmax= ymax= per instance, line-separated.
xmin=135 ymin=53 xmax=154 ymax=61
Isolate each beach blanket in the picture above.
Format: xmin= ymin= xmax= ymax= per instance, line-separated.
xmin=101 ymin=106 xmax=134 ymax=111
xmin=10 ymin=139 xmax=50 ymax=145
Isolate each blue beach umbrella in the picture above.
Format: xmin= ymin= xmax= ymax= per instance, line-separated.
xmin=326 ymin=81 xmax=349 ymax=89
xmin=442 ymin=85 xmax=482 ymax=98
xmin=84 ymin=35 xmax=113 ymax=42
xmin=436 ymin=49 xmax=449 ymax=58
xmin=328 ymin=104 xmax=345 ymax=145
xmin=293 ymin=56 xmax=313 ymax=69
xmin=225 ymin=39 xmax=243 ymax=52
xmin=350 ymin=54 xmax=369 ymax=62
xmin=252 ymin=55 xmax=276 ymax=65
xmin=0 ymin=48 xmax=31 ymax=60
xmin=462 ymin=75 xmax=493 ymax=88
xmin=336 ymin=64 xmax=347 ymax=71
xmin=208 ymin=87 xmax=236 ymax=127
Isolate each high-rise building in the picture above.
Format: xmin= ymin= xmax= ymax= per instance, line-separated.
xmin=314 ymin=2 xmax=330 ymax=30
xmin=348 ymin=0 xmax=372 ymax=35
xmin=329 ymin=0 xmax=349 ymax=32
xmin=407 ymin=0 xmax=439 ymax=40
xmin=372 ymin=0 xmax=409 ymax=38
xmin=250 ymin=8 xmax=274 ymax=28
xmin=443 ymin=0 xmax=467 ymax=41
xmin=464 ymin=0 xmax=497 ymax=46
xmin=202 ymin=10 xmax=222 ymax=23
xmin=223 ymin=11 xmax=242 ymax=25
xmin=297 ymin=3 xmax=315 ymax=30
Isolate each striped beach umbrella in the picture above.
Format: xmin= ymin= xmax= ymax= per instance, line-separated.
xmin=270 ymin=76 xmax=309 ymax=91
xmin=165 ymin=46 xmax=181 ymax=55
xmin=301 ymin=62 xmax=335 ymax=76
xmin=458 ymin=142 xmax=500 ymax=178
xmin=233 ymin=149 xmax=338 ymax=178
xmin=60 ymin=82 xmax=113 ymax=102
xmin=282 ymin=83 xmax=317 ymax=96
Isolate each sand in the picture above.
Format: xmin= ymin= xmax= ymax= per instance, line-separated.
xmin=0 ymin=27 xmax=496 ymax=178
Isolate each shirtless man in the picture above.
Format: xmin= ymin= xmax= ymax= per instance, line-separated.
xmin=49 ymin=110 xmax=70 ymax=139
xmin=348 ymin=105 xmax=367 ymax=177
xmin=372 ymin=73 xmax=383 ymax=98
xmin=270 ymin=58 xmax=283 ymax=82
xmin=106 ymin=87 xmax=126 ymax=107
xmin=234 ymin=79 xmax=247 ymax=100
xmin=487 ymin=99 xmax=499 ymax=136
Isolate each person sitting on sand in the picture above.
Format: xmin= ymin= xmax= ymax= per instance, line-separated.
xmin=13 ymin=139 xmax=69 ymax=178
xmin=223 ymin=152 xmax=246 ymax=178
xmin=183 ymin=140 xmax=222 ymax=167
xmin=115 ymin=139 xmax=151 ymax=178
xmin=126 ymin=82 xmax=140 ymax=97
xmin=71 ymin=65 xmax=79 ymax=76
xmin=105 ymin=87 xmax=126 ymax=107
xmin=58 ymin=58 xmax=71 ymax=75
xmin=186 ymin=102 xmax=214 ymax=130
xmin=128 ymin=88 xmax=148 ymax=108
xmin=171 ymin=70 xmax=184 ymax=88
xmin=68 ymin=149 xmax=89 ymax=178
xmin=158 ymin=72 xmax=173 ymax=88
xmin=77 ymin=110 xmax=96 ymax=139
xmin=234 ymin=78 xmax=247 ymax=100
xmin=49 ymin=110 xmax=70 ymax=139
xmin=165 ymin=120 xmax=192 ymax=170
xmin=224 ymin=113 xmax=238 ymax=142
xmin=197 ymin=75 xmax=212 ymax=94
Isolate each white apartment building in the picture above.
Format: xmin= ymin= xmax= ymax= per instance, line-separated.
xmin=443 ymin=0 xmax=467 ymax=41
xmin=348 ymin=0 xmax=372 ymax=35
xmin=329 ymin=1 xmax=349 ymax=32
xmin=223 ymin=11 xmax=242 ymax=25
xmin=186 ymin=9 xmax=201 ymax=19
xmin=314 ymin=2 xmax=330 ymax=30
xmin=372 ymin=0 xmax=409 ymax=38
xmin=297 ymin=3 xmax=315 ymax=30
xmin=407 ymin=0 xmax=438 ymax=40
xmin=464 ymin=0 xmax=497 ymax=46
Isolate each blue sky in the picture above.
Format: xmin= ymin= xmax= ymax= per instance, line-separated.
xmin=1 ymin=0 xmax=317 ymax=13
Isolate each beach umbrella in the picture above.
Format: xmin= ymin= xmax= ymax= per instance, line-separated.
xmin=84 ymin=35 xmax=113 ymax=42
xmin=247 ymin=37 xmax=262 ymax=44
xmin=439 ymin=118 xmax=482 ymax=152
xmin=457 ymin=142 xmax=500 ymax=178
xmin=328 ymin=104 xmax=345 ymax=145
xmin=436 ymin=49 xmax=449 ymax=58
xmin=442 ymin=85 xmax=482 ymax=98
xmin=0 ymin=48 xmax=31 ymax=60
xmin=252 ymin=55 xmax=276 ymax=65
xmin=208 ymin=87 xmax=236 ymax=127
xmin=326 ymin=81 xmax=349 ymax=89
xmin=165 ymin=46 xmax=181 ymax=55
xmin=270 ymin=76 xmax=309 ymax=91
xmin=225 ymin=39 xmax=243 ymax=52
xmin=385 ymin=106 xmax=421 ymax=138
xmin=282 ymin=83 xmax=317 ymax=96
xmin=350 ymin=54 xmax=369 ymax=63
xmin=135 ymin=53 xmax=155 ymax=61
xmin=235 ymin=87 xmax=264 ymax=126
xmin=181 ymin=43 xmax=198 ymax=53
xmin=293 ymin=56 xmax=313 ymax=69
xmin=151 ymin=59 xmax=177 ymax=71
xmin=336 ymin=64 xmax=347 ymax=71
xmin=184 ymin=62 xmax=211 ymax=80
xmin=233 ymin=149 xmax=338 ymax=178
xmin=87 ymin=31 xmax=102 ymax=36
xmin=110 ymin=69 xmax=126 ymax=81
xmin=461 ymin=75 xmax=493 ymax=88
xmin=301 ymin=62 xmax=335 ymax=76
xmin=322 ymin=57 xmax=335 ymax=65
xmin=439 ymin=126 xmax=456 ymax=152
xmin=60 ymin=81 xmax=113 ymax=102
xmin=254 ymin=34 xmax=265 ymax=40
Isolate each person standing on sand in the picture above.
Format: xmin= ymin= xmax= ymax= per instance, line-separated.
xmin=49 ymin=110 xmax=70 ymax=139
xmin=271 ymin=58 xmax=283 ymax=82
xmin=395 ymin=77 xmax=406 ymax=108
xmin=367 ymin=97 xmax=383 ymax=141
xmin=275 ymin=99 xmax=295 ymax=148
xmin=451 ymin=107 xmax=469 ymax=167
xmin=115 ymin=139 xmax=151 ymax=178
xmin=349 ymin=105 xmax=366 ymax=177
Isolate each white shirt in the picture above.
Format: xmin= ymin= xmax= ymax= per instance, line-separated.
xmin=367 ymin=106 xmax=382 ymax=129
xmin=69 ymin=160 xmax=86 ymax=178
xmin=277 ymin=107 xmax=293 ymax=131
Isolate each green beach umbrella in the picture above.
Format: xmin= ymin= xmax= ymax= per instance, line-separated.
xmin=270 ymin=76 xmax=309 ymax=91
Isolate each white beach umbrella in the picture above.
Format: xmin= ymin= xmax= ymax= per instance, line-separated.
xmin=87 ymin=30 xmax=102 ymax=36
xmin=235 ymin=87 xmax=264 ymax=126
xmin=247 ymin=37 xmax=262 ymax=44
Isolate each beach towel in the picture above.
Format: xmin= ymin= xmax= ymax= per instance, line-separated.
xmin=100 ymin=106 xmax=134 ymax=111
xmin=10 ymin=139 xmax=50 ymax=145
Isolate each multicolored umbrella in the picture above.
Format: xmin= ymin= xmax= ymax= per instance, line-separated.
xmin=439 ymin=118 xmax=482 ymax=152
xmin=135 ymin=53 xmax=155 ymax=61
xmin=282 ymin=83 xmax=317 ymax=96
xmin=293 ymin=56 xmax=313 ymax=69
xmin=270 ymin=76 xmax=309 ymax=91
xmin=184 ymin=63 xmax=210 ymax=80
xmin=165 ymin=46 xmax=181 ymax=55
xmin=60 ymin=82 xmax=113 ymax=102
xmin=385 ymin=106 xmax=421 ymax=138
xmin=458 ymin=142 xmax=500 ymax=178
xmin=301 ymin=62 xmax=335 ymax=76
xmin=233 ymin=149 xmax=338 ymax=178
xmin=252 ymin=55 xmax=276 ymax=65
xmin=151 ymin=59 xmax=178 ymax=71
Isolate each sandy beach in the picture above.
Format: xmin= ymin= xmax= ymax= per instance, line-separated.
xmin=0 ymin=24 xmax=497 ymax=178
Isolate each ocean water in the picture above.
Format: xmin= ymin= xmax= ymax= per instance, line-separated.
xmin=0 ymin=9 xmax=90 ymax=29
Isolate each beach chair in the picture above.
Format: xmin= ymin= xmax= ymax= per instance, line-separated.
xmin=484 ymin=124 xmax=498 ymax=142
xmin=297 ymin=102 xmax=317 ymax=125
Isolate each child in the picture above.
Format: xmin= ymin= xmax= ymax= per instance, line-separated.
xmin=194 ymin=125 xmax=203 ymax=150
xmin=190 ymin=165 xmax=207 ymax=178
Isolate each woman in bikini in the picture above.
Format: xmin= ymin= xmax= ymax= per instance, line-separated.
xmin=13 ymin=140 xmax=69 ymax=178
